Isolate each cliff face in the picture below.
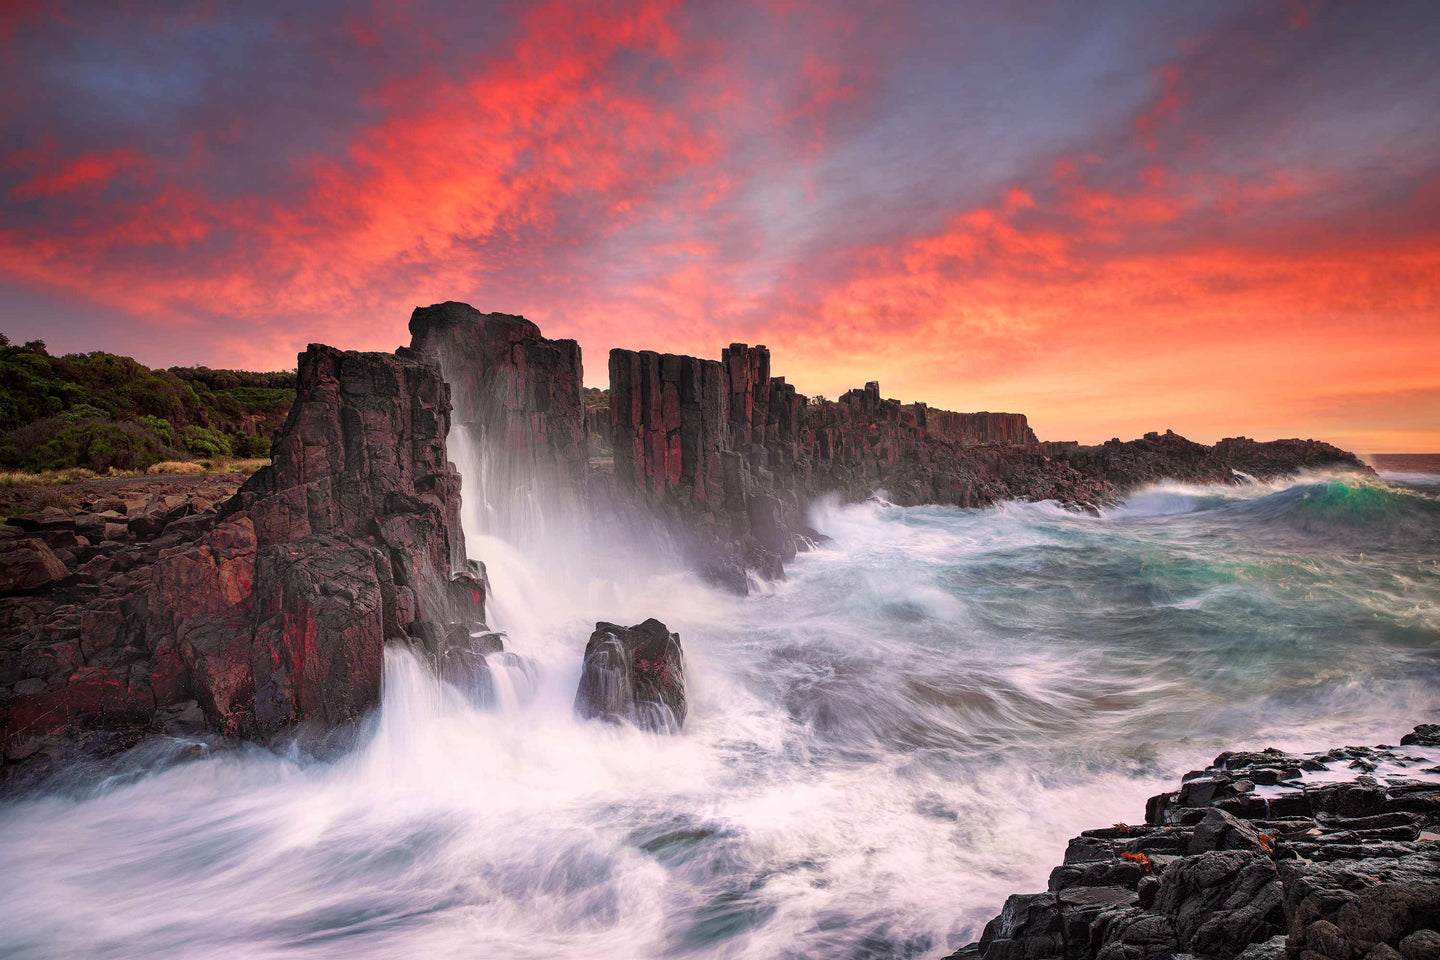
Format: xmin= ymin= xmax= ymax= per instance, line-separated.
xmin=0 ymin=303 xmax=1375 ymax=763
xmin=229 ymin=344 xmax=476 ymax=729
xmin=1 ymin=344 xmax=482 ymax=763
xmin=604 ymin=335 xmax=1368 ymax=587
xmin=409 ymin=301 xmax=588 ymax=498
xmin=608 ymin=341 xmax=1054 ymax=585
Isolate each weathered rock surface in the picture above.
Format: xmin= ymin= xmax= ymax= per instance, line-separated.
xmin=0 ymin=538 xmax=68 ymax=592
xmin=409 ymin=301 xmax=588 ymax=497
xmin=573 ymin=618 xmax=687 ymax=733
xmin=606 ymin=335 xmax=1367 ymax=588
xmin=945 ymin=724 xmax=1440 ymax=960
xmin=1 ymin=343 xmax=484 ymax=772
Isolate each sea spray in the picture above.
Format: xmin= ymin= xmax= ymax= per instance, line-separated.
xmin=1 ymin=471 xmax=1437 ymax=958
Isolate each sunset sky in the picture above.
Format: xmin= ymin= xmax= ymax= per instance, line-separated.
xmin=2 ymin=1 xmax=1437 ymax=451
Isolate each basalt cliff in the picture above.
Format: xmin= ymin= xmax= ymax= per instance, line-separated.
xmin=0 ymin=303 xmax=1369 ymax=770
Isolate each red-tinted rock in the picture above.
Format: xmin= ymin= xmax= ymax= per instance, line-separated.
xmin=2 ymin=341 xmax=476 ymax=762
xmin=0 ymin=539 xmax=68 ymax=593
xmin=574 ymin=618 xmax=687 ymax=733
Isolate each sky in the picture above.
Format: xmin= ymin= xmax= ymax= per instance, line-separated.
xmin=2 ymin=0 xmax=1438 ymax=452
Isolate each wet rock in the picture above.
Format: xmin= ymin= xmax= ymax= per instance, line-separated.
xmin=574 ymin=618 xmax=687 ymax=733
xmin=1154 ymin=850 xmax=1285 ymax=956
xmin=1400 ymin=725 xmax=1440 ymax=747
xmin=439 ymin=630 xmax=505 ymax=706
xmin=1189 ymin=808 xmax=1271 ymax=855
xmin=950 ymin=724 xmax=1440 ymax=960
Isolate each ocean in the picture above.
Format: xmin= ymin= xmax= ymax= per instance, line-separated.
xmin=1 ymin=459 xmax=1437 ymax=958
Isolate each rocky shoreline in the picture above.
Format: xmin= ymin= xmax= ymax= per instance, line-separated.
xmin=946 ymin=724 xmax=1440 ymax=960
xmin=0 ymin=303 xmax=1377 ymax=775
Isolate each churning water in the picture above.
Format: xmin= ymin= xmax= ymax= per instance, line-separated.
xmin=2 ymin=465 xmax=1439 ymax=959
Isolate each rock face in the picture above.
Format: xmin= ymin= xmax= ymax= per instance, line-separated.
xmin=607 ymin=343 xmax=1042 ymax=587
xmin=573 ymin=618 xmax=687 ymax=733
xmin=945 ymin=724 xmax=1440 ymax=960
xmin=409 ymin=301 xmax=588 ymax=503
xmin=0 ymin=302 xmax=1377 ymax=768
xmin=607 ymin=337 xmax=1367 ymax=588
xmin=1 ymin=343 xmax=484 ymax=764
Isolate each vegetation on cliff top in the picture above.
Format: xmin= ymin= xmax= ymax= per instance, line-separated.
xmin=0 ymin=335 xmax=294 ymax=474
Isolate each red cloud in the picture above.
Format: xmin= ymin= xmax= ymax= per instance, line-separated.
xmin=7 ymin=148 xmax=146 ymax=200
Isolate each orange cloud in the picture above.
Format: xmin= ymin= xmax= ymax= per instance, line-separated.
xmin=1 ymin=1 xmax=1435 ymax=453
xmin=754 ymin=157 xmax=1440 ymax=449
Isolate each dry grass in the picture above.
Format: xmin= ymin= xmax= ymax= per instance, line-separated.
xmin=0 ymin=457 xmax=270 ymax=489
xmin=149 ymin=458 xmax=269 ymax=476
xmin=225 ymin=458 xmax=271 ymax=475
xmin=146 ymin=461 xmax=206 ymax=476
xmin=0 ymin=467 xmax=100 ymax=487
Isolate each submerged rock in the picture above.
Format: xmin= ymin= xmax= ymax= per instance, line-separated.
xmin=573 ymin=618 xmax=687 ymax=733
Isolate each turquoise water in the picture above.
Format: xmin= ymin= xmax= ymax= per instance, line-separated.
xmin=1 ymin=471 xmax=1436 ymax=959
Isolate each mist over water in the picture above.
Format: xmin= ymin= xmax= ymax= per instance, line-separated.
xmin=2 ymin=464 xmax=1439 ymax=958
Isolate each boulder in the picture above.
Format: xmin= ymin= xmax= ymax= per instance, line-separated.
xmin=574 ymin=618 xmax=687 ymax=733
xmin=1400 ymin=724 xmax=1440 ymax=747
xmin=0 ymin=539 xmax=68 ymax=593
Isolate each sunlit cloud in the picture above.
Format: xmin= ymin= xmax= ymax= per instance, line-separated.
xmin=1 ymin=0 xmax=1437 ymax=450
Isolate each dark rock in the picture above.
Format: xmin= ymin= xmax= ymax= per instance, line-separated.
xmin=1190 ymin=808 xmax=1271 ymax=855
xmin=0 ymin=539 xmax=68 ymax=592
xmin=574 ymin=618 xmax=687 ymax=733
xmin=1400 ymin=930 xmax=1440 ymax=960
xmin=955 ymin=726 xmax=1440 ymax=960
xmin=1154 ymin=850 xmax=1285 ymax=956
xmin=1400 ymin=725 xmax=1440 ymax=747
xmin=409 ymin=301 xmax=588 ymax=498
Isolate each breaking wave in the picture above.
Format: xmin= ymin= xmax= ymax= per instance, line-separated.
xmin=2 ymin=469 xmax=1437 ymax=958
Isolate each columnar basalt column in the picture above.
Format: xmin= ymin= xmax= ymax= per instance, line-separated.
xmin=409 ymin=301 xmax=588 ymax=499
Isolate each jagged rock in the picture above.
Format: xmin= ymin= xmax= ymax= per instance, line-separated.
xmin=1154 ymin=850 xmax=1285 ymax=956
xmin=573 ymin=618 xmax=687 ymax=733
xmin=1189 ymin=808 xmax=1271 ymax=855
xmin=0 ymin=539 xmax=68 ymax=592
xmin=409 ymin=301 xmax=588 ymax=495
xmin=1401 ymin=724 xmax=1440 ymax=747
xmin=950 ymin=727 xmax=1440 ymax=960
xmin=2 ymin=341 xmax=476 ymax=762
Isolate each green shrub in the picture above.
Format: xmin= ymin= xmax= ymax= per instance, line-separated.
xmin=229 ymin=432 xmax=272 ymax=458
xmin=59 ymin=403 xmax=110 ymax=424
xmin=0 ymin=339 xmax=294 ymax=471
xmin=180 ymin=425 xmax=233 ymax=459
xmin=35 ymin=420 xmax=175 ymax=472
xmin=140 ymin=414 xmax=177 ymax=446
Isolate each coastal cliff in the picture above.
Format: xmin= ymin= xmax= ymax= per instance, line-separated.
xmin=603 ymin=339 xmax=1367 ymax=589
xmin=0 ymin=344 xmax=488 ymax=768
xmin=0 ymin=304 xmax=1373 ymax=768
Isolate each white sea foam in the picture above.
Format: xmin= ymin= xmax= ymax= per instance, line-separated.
xmin=1 ymin=474 xmax=1437 ymax=958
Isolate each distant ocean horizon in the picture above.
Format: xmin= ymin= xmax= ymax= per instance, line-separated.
xmin=1365 ymin=453 xmax=1440 ymax=493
